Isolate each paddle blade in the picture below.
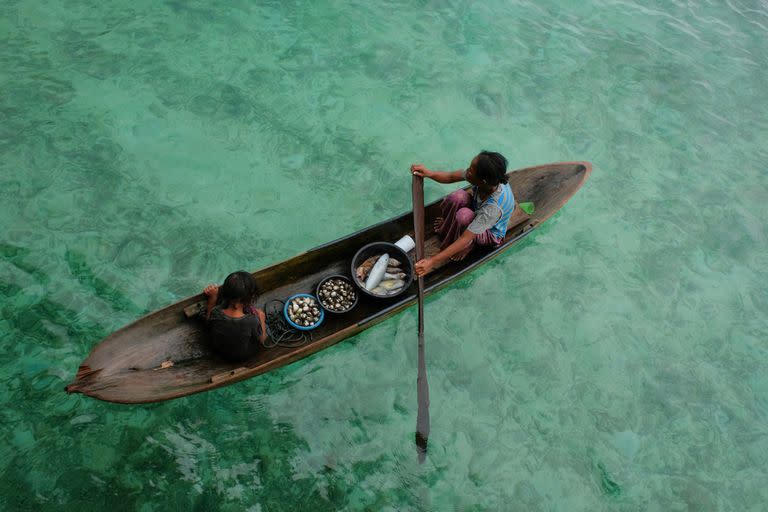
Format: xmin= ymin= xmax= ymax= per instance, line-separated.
xmin=415 ymin=330 xmax=430 ymax=463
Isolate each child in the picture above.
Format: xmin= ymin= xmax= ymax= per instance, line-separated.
xmin=410 ymin=151 xmax=515 ymax=276
xmin=203 ymin=271 xmax=267 ymax=361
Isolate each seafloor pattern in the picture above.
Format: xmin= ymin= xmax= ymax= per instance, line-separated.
xmin=1 ymin=0 xmax=767 ymax=510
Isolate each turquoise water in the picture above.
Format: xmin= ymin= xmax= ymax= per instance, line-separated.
xmin=2 ymin=0 xmax=767 ymax=509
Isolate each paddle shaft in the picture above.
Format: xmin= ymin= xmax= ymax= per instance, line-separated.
xmin=412 ymin=175 xmax=430 ymax=463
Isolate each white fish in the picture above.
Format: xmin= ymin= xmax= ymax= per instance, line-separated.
xmin=365 ymin=253 xmax=390 ymax=290
xmin=379 ymin=278 xmax=405 ymax=290
xmin=384 ymin=272 xmax=406 ymax=280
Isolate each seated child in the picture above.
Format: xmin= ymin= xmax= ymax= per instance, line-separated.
xmin=203 ymin=271 xmax=267 ymax=361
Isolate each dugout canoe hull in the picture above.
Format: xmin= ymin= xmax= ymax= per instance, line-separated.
xmin=65 ymin=162 xmax=591 ymax=403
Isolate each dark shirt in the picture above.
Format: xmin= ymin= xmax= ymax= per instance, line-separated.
xmin=208 ymin=306 xmax=262 ymax=361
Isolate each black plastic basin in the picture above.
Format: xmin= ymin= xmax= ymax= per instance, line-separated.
xmin=350 ymin=242 xmax=414 ymax=299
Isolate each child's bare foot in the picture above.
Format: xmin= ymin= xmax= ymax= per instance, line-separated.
xmin=433 ymin=217 xmax=444 ymax=232
xmin=449 ymin=253 xmax=467 ymax=262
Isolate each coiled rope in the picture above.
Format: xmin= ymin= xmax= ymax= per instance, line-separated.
xmin=263 ymin=299 xmax=312 ymax=348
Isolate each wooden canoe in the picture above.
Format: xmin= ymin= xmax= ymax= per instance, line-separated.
xmin=65 ymin=162 xmax=591 ymax=403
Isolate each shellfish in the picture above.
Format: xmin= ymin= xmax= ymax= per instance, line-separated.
xmin=318 ymin=278 xmax=357 ymax=312
xmin=287 ymin=296 xmax=321 ymax=327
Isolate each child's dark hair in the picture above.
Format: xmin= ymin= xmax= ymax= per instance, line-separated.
xmin=475 ymin=151 xmax=508 ymax=185
xmin=219 ymin=271 xmax=259 ymax=308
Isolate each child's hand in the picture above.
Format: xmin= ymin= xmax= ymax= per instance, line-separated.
xmin=410 ymin=164 xmax=432 ymax=179
xmin=203 ymin=284 xmax=219 ymax=298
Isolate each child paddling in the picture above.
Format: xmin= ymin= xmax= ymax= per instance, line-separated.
xmin=410 ymin=151 xmax=515 ymax=277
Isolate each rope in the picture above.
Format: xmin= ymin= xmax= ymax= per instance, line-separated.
xmin=262 ymin=299 xmax=312 ymax=348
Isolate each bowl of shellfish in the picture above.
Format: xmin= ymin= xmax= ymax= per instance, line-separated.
xmin=351 ymin=242 xmax=414 ymax=299
xmin=283 ymin=294 xmax=324 ymax=330
xmin=316 ymin=275 xmax=358 ymax=313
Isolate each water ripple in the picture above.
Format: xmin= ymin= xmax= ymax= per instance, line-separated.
xmin=2 ymin=0 xmax=768 ymax=509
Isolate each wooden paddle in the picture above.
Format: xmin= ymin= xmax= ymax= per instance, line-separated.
xmin=412 ymin=174 xmax=430 ymax=463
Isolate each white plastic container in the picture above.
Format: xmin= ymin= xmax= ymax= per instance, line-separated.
xmin=394 ymin=235 xmax=415 ymax=253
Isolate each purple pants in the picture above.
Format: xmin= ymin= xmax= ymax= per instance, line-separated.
xmin=436 ymin=189 xmax=502 ymax=259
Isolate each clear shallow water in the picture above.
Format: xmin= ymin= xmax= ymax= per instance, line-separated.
xmin=1 ymin=0 xmax=767 ymax=509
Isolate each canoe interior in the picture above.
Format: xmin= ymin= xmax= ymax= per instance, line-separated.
xmin=66 ymin=162 xmax=591 ymax=403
